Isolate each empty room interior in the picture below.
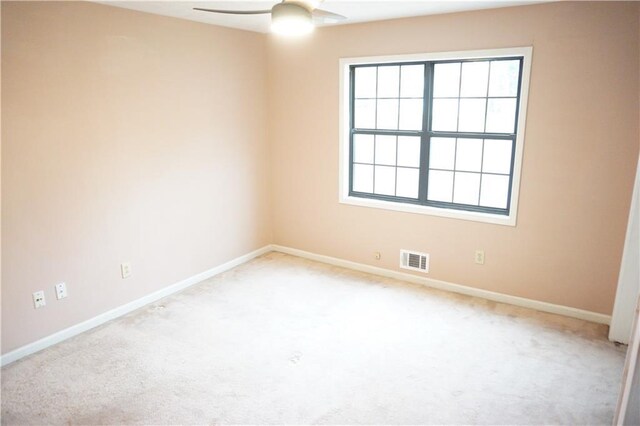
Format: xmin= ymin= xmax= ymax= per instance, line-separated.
xmin=2 ymin=0 xmax=640 ymax=424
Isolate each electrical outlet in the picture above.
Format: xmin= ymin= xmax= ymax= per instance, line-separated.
xmin=121 ymin=262 xmax=132 ymax=279
xmin=374 ymin=252 xmax=381 ymax=260
xmin=32 ymin=291 xmax=46 ymax=309
xmin=475 ymin=250 xmax=485 ymax=265
xmin=55 ymin=282 xmax=67 ymax=300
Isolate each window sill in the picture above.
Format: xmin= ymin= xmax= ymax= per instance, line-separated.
xmin=339 ymin=195 xmax=517 ymax=226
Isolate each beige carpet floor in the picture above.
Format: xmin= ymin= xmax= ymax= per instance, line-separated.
xmin=1 ymin=252 xmax=627 ymax=425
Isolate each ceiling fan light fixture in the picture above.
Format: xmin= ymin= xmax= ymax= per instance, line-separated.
xmin=271 ymin=2 xmax=314 ymax=36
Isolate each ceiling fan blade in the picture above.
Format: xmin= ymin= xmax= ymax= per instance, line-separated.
xmin=193 ymin=8 xmax=272 ymax=15
xmin=311 ymin=8 xmax=346 ymax=21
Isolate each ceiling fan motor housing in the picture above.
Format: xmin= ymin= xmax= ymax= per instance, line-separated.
xmin=271 ymin=2 xmax=314 ymax=34
xmin=273 ymin=2 xmax=312 ymax=20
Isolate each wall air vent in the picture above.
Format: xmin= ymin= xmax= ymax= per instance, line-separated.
xmin=400 ymin=250 xmax=429 ymax=273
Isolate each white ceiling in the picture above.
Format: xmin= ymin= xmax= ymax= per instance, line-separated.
xmin=95 ymin=1 xmax=547 ymax=34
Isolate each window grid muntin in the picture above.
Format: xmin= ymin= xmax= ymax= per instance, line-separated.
xmin=430 ymin=59 xmax=520 ymax=134
xmin=353 ymin=62 xmax=426 ymax=132
xmin=349 ymin=56 xmax=522 ymax=216
xmin=352 ymin=134 xmax=422 ymax=199
xmin=426 ymin=136 xmax=515 ymax=209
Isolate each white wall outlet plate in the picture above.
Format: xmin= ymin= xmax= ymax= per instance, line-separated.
xmin=32 ymin=291 xmax=46 ymax=309
xmin=475 ymin=250 xmax=485 ymax=265
xmin=55 ymin=282 xmax=68 ymax=300
xmin=121 ymin=262 xmax=132 ymax=279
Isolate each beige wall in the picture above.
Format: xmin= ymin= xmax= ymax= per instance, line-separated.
xmin=1 ymin=1 xmax=271 ymax=353
xmin=2 ymin=1 xmax=639 ymax=355
xmin=267 ymin=1 xmax=640 ymax=315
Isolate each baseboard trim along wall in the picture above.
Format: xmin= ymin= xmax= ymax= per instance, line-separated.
xmin=0 ymin=245 xmax=272 ymax=367
xmin=270 ymin=245 xmax=612 ymax=326
xmin=2 ymin=243 xmax=611 ymax=367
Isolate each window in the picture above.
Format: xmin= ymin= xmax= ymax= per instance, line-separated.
xmin=339 ymin=48 xmax=532 ymax=226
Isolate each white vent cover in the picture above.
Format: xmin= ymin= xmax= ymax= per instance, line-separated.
xmin=400 ymin=250 xmax=429 ymax=273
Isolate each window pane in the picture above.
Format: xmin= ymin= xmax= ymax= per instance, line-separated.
xmin=483 ymin=139 xmax=512 ymax=174
xmin=353 ymin=135 xmax=373 ymax=164
xmin=489 ymin=60 xmax=519 ymax=97
xmin=376 ymin=99 xmax=399 ymax=130
xmin=374 ymin=165 xmax=396 ymax=195
xmin=453 ymin=172 xmax=480 ymax=205
xmin=354 ymin=99 xmax=376 ymax=129
xmin=458 ymin=99 xmax=486 ymax=132
xmin=485 ymin=98 xmax=517 ymax=133
xmin=377 ymin=66 xmax=400 ymax=98
xmin=355 ymin=67 xmax=377 ymax=98
xmin=432 ymin=99 xmax=458 ymax=131
xmin=460 ymin=61 xmax=489 ymax=98
xmin=353 ymin=164 xmax=373 ymax=193
xmin=429 ymin=137 xmax=455 ymax=170
xmin=400 ymin=65 xmax=424 ymax=98
xmin=428 ymin=170 xmax=454 ymax=202
xmin=353 ymin=134 xmax=374 ymax=164
xmin=456 ymin=138 xmax=483 ymax=172
xmin=396 ymin=168 xmax=420 ymax=198
xmin=375 ymin=135 xmax=396 ymax=166
xmin=433 ymin=62 xmax=460 ymax=98
xmin=397 ymin=136 xmax=421 ymax=167
xmin=399 ymin=99 xmax=423 ymax=131
xmin=480 ymin=174 xmax=510 ymax=209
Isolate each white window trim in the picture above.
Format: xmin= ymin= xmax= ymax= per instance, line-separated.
xmin=338 ymin=46 xmax=533 ymax=227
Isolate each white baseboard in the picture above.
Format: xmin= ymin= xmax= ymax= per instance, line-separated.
xmin=2 ymin=243 xmax=611 ymax=367
xmin=1 ymin=245 xmax=272 ymax=367
xmin=270 ymin=244 xmax=612 ymax=326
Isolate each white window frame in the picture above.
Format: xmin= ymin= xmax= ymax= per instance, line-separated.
xmin=338 ymin=46 xmax=533 ymax=226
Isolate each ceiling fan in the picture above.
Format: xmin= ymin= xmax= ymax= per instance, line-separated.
xmin=193 ymin=1 xmax=346 ymax=35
